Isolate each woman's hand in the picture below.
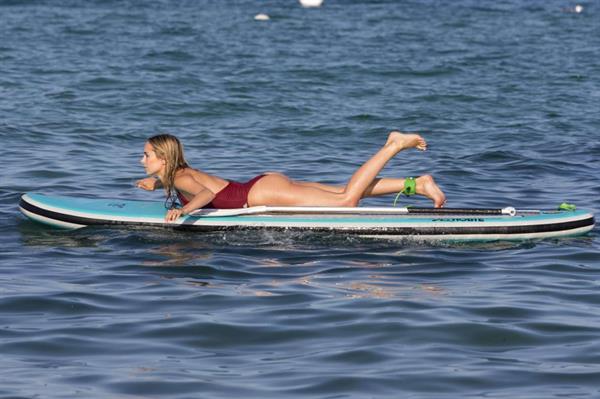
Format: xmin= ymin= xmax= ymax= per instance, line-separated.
xmin=136 ymin=177 xmax=158 ymax=191
xmin=165 ymin=208 xmax=187 ymax=222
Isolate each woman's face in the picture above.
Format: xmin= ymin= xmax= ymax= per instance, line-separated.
xmin=141 ymin=142 xmax=165 ymax=176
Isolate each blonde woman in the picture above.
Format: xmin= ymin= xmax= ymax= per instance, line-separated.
xmin=136 ymin=132 xmax=446 ymax=222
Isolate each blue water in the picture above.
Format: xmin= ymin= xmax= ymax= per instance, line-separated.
xmin=1 ymin=0 xmax=599 ymax=397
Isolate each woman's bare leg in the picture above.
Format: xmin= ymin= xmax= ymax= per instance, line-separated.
xmin=248 ymin=131 xmax=442 ymax=207
xmin=340 ymin=132 xmax=426 ymax=205
xmin=296 ymin=178 xmax=406 ymax=195
xmin=294 ymin=181 xmax=344 ymax=193
xmin=249 ymin=174 xmax=351 ymax=206
xmin=296 ymin=176 xmax=446 ymax=207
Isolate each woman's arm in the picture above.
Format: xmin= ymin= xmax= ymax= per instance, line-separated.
xmin=165 ymin=176 xmax=216 ymax=222
xmin=136 ymin=177 xmax=163 ymax=190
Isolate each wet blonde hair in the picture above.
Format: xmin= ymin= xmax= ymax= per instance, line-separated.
xmin=147 ymin=134 xmax=189 ymax=208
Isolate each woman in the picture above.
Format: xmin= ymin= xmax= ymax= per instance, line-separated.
xmin=136 ymin=131 xmax=446 ymax=222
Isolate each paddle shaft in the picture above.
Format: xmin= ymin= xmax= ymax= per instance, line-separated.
xmin=191 ymin=206 xmax=517 ymax=217
xmin=405 ymin=207 xmax=516 ymax=215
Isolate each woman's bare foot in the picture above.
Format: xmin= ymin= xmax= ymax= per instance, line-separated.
xmin=415 ymin=175 xmax=446 ymax=208
xmin=385 ymin=131 xmax=427 ymax=152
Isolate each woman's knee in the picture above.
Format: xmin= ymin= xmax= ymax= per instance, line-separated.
xmin=339 ymin=195 xmax=359 ymax=207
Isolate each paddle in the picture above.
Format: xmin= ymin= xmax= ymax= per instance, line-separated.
xmin=189 ymin=206 xmax=518 ymax=217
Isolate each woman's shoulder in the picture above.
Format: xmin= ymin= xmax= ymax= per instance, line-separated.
xmin=174 ymin=168 xmax=230 ymax=196
xmin=175 ymin=168 xmax=225 ymax=190
xmin=174 ymin=168 xmax=202 ymax=185
xmin=180 ymin=167 xmax=214 ymax=182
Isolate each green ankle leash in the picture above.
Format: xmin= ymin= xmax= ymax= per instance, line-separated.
xmin=393 ymin=177 xmax=416 ymax=207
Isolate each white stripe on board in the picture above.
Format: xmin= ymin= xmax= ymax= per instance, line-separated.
xmin=20 ymin=206 xmax=87 ymax=229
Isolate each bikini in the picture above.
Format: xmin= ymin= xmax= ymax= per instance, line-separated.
xmin=176 ymin=175 xmax=266 ymax=209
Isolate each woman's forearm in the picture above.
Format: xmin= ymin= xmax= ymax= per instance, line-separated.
xmin=181 ymin=190 xmax=216 ymax=214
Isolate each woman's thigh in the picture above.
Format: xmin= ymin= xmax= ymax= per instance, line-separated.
xmin=248 ymin=174 xmax=348 ymax=207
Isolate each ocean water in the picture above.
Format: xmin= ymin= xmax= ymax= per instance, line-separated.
xmin=1 ymin=0 xmax=599 ymax=397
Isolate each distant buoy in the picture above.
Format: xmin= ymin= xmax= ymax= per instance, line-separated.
xmin=254 ymin=13 xmax=270 ymax=21
xmin=562 ymin=4 xmax=584 ymax=13
xmin=299 ymin=0 xmax=323 ymax=8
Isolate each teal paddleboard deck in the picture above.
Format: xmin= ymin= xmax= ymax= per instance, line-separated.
xmin=20 ymin=193 xmax=595 ymax=241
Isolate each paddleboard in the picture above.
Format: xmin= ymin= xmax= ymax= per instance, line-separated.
xmin=19 ymin=193 xmax=595 ymax=241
